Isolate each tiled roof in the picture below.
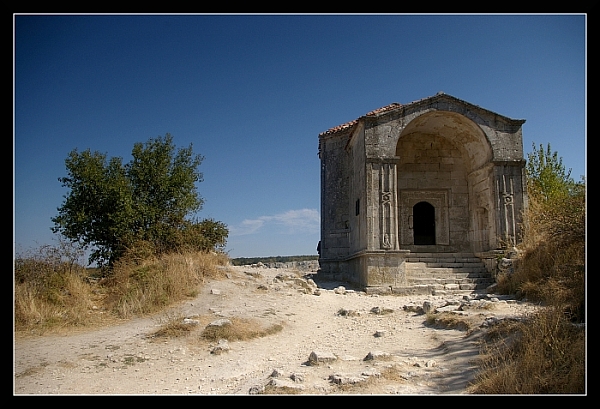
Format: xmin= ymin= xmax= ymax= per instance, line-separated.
xmin=319 ymin=102 xmax=402 ymax=137
xmin=365 ymin=102 xmax=402 ymax=117
xmin=318 ymin=92 xmax=524 ymax=138
xmin=319 ymin=118 xmax=359 ymax=136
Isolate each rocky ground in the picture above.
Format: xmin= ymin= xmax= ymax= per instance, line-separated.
xmin=14 ymin=264 xmax=539 ymax=395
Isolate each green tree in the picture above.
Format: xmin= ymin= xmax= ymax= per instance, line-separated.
xmin=525 ymin=142 xmax=585 ymax=245
xmin=526 ymin=142 xmax=579 ymax=202
xmin=52 ymin=134 xmax=228 ymax=268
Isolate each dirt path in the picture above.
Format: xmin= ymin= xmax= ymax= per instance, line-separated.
xmin=14 ymin=265 xmax=538 ymax=395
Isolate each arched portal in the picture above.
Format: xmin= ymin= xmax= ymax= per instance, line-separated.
xmin=413 ymin=201 xmax=435 ymax=245
xmin=396 ymin=110 xmax=494 ymax=252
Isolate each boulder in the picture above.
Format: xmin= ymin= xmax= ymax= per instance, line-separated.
xmin=308 ymin=350 xmax=337 ymax=365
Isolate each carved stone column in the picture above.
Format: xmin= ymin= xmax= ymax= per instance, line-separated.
xmin=368 ymin=158 xmax=399 ymax=251
xmin=497 ymin=174 xmax=517 ymax=246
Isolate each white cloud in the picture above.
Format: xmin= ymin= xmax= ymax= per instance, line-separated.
xmin=230 ymin=208 xmax=319 ymax=236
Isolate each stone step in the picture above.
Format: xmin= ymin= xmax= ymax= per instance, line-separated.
xmin=406 ymin=260 xmax=485 ymax=266
xmin=390 ymin=285 xmax=489 ymax=296
xmin=401 ymin=252 xmax=494 ymax=295
xmin=408 ymin=277 xmax=494 ymax=286
xmin=406 ymin=252 xmax=476 ymax=257
xmin=406 ymin=265 xmax=487 ymax=273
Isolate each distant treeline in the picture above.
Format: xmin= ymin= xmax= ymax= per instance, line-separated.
xmin=230 ymin=255 xmax=318 ymax=266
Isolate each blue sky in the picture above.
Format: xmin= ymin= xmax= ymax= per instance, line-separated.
xmin=14 ymin=13 xmax=586 ymax=259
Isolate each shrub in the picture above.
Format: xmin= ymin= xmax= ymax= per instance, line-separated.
xmin=104 ymin=250 xmax=228 ymax=318
xmin=14 ymin=243 xmax=95 ymax=332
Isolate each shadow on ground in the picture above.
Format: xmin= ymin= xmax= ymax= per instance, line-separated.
xmin=303 ymin=272 xmax=363 ymax=291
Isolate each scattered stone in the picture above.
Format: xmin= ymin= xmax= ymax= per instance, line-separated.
xmin=337 ymin=308 xmax=360 ymax=317
xmin=436 ymin=304 xmax=460 ymax=313
xmin=308 ymin=350 xmax=337 ymax=365
xmin=334 ymin=286 xmax=346 ymax=295
xmin=363 ymin=351 xmax=392 ymax=361
xmin=268 ymin=378 xmax=306 ymax=391
xmin=248 ymin=384 xmax=265 ymax=394
xmin=182 ymin=318 xmax=199 ymax=326
xmin=244 ymin=270 xmax=262 ymax=278
xmin=329 ymin=374 xmax=367 ymax=385
xmin=403 ymin=303 xmax=424 ymax=314
xmin=498 ymin=257 xmax=514 ymax=275
xmin=206 ymin=318 xmax=231 ymax=328
xmin=361 ymin=369 xmax=381 ymax=378
xmin=481 ymin=317 xmax=501 ymax=327
xmin=371 ymin=306 xmax=394 ymax=315
xmin=270 ymin=369 xmax=285 ymax=378
xmin=425 ymin=360 xmax=437 ymax=368
xmin=292 ymin=277 xmax=312 ymax=289
xmin=374 ymin=330 xmax=387 ymax=338
xmin=210 ymin=339 xmax=229 ymax=355
xmin=290 ymin=373 xmax=304 ymax=383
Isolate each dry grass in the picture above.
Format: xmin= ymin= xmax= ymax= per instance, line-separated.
xmin=14 ymin=258 xmax=100 ymax=333
xmin=470 ymin=307 xmax=585 ymax=394
xmin=469 ymin=182 xmax=586 ymax=394
xmin=200 ymin=317 xmax=284 ymax=342
xmin=14 ymin=248 xmax=230 ymax=334
xmin=148 ymin=312 xmax=198 ymax=339
xmin=103 ymin=251 xmax=229 ymax=319
xmin=425 ymin=312 xmax=474 ymax=332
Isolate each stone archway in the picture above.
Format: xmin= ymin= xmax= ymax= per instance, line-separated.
xmin=413 ymin=201 xmax=435 ymax=245
xmin=399 ymin=190 xmax=449 ymax=248
xmin=395 ymin=110 xmax=493 ymax=252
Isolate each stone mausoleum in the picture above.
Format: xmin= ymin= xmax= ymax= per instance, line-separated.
xmin=318 ymin=92 xmax=527 ymax=292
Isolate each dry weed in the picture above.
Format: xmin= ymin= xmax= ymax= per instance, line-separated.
xmin=471 ymin=307 xmax=585 ymax=394
xmin=149 ymin=313 xmax=198 ymax=339
xmin=15 ymin=249 xmax=231 ymax=333
xmin=200 ymin=317 xmax=284 ymax=342
xmin=14 ymin=268 xmax=97 ymax=333
xmin=425 ymin=312 xmax=473 ymax=332
xmin=105 ymin=251 xmax=228 ymax=318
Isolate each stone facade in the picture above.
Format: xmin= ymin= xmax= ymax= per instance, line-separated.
xmin=318 ymin=92 xmax=527 ymax=289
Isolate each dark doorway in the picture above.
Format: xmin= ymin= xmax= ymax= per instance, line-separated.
xmin=413 ymin=201 xmax=436 ymax=245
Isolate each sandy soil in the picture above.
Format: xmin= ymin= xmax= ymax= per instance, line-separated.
xmin=14 ymin=265 xmax=538 ymax=395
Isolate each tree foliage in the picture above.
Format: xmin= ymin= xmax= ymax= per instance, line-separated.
xmin=52 ymin=134 xmax=228 ymax=268
xmin=525 ymin=142 xmax=585 ymax=245
xmin=526 ymin=142 xmax=579 ymax=202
